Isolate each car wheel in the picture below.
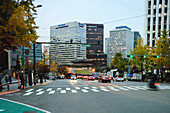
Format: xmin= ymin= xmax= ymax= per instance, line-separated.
xmin=109 ymin=81 xmax=111 ymax=83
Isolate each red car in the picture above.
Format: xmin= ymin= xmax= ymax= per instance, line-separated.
xmin=77 ymin=74 xmax=83 ymax=79
xmin=98 ymin=76 xmax=112 ymax=83
xmin=82 ymin=76 xmax=89 ymax=80
xmin=88 ymin=76 xmax=95 ymax=81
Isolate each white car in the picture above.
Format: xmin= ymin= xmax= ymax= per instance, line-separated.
xmin=115 ymin=75 xmax=124 ymax=82
xmin=71 ymin=75 xmax=76 ymax=80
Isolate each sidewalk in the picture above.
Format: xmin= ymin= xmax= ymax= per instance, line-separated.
xmin=0 ymin=79 xmax=53 ymax=94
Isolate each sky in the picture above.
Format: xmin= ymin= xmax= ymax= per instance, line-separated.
xmin=34 ymin=0 xmax=145 ymax=42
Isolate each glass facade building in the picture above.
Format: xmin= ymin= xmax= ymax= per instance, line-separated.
xmin=85 ymin=23 xmax=107 ymax=67
xmin=144 ymin=0 xmax=170 ymax=47
xmin=50 ymin=21 xmax=86 ymax=65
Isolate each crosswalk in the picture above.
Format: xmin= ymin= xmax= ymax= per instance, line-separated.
xmin=22 ymin=85 xmax=170 ymax=96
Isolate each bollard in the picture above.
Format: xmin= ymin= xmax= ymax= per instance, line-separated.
xmin=7 ymin=83 xmax=9 ymax=91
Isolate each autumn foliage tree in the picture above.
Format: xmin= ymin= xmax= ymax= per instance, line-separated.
xmin=0 ymin=0 xmax=38 ymax=52
xmin=57 ymin=66 xmax=69 ymax=76
xmin=50 ymin=61 xmax=57 ymax=76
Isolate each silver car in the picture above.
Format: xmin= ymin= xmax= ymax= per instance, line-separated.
xmin=71 ymin=75 xmax=76 ymax=80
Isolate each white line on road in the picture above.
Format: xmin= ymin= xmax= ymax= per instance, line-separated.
xmin=61 ymin=90 xmax=66 ymax=93
xmin=26 ymin=89 xmax=34 ymax=92
xmin=92 ymin=87 xmax=98 ymax=89
xmin=100 ymin=88 xmax=110 ymax=92
xmin=107 ymin=86 xmax=120 ymax=91
xmin=71 ymin=90 xmax=77 ymax=93
xmin=0 ymin=98 xmax=51 ymax=113
xmin=36 ymin=88 xmax=43 ymax=92
xmin=0 ymin=109 xmax=4 ymax=112
xmin=91 ymin=89 xmax=99 ymax=92
xmin=115 ymin=86 xmax=129 ymax=91
xmin=123 ymin=86 xmax=139 ymax=90
xmin=36 ymin=91 xmax=45 ymax=95
xmin=75 ymin=87 xmax=80 ymax=90
xmin=49 ymin=90 xmax=55 ymax=94
xmin=84 ymin=87 xmax=89 ymax=89
xmin=57 ymin=88 xmax=62 ymax=91
xmin=47 ymin=88 xmax=52 ymax=91
xmin=66 ymin=88 xmax=71 ymax=90
xmin=82 ymin=89 xmax=88 ymax=93
xmin=23 ymin=92 xmax=33 ymax=96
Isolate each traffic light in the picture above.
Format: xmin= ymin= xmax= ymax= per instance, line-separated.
xmin=143 ymin=55 xmax=146 ymax=58
xmin=130 ymin=55 xmax=133 ymax=58
xmin=157 ymin=55 xmax=159 ymax=58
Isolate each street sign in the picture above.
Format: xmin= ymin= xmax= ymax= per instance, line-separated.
xmin=82 ymin=44 xmax=90 ymax=47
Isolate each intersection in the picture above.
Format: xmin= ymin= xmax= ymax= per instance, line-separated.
xmin=1 ymin=79 xmax=170 ymax=113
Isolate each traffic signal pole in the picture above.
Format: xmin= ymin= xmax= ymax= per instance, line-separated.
xmin=33 ymin=43 xmax=36 ymax=85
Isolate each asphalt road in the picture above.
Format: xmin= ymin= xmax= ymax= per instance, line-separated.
xmin=1 ymin=79 xmax=170 ymax=113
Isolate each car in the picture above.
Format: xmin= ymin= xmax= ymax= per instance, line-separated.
xmin=71 ymin=75 xmax=77 ymax=80
xmin=52 ymin=76 xmax=56 ymax=80
xmin=115 ymin=75 xmax=124 ymax=82
xmin=82 ymin=76 xmax=89 ymax=80
xmin=77 ymin=74 xmax=83 ymax=79
xmin=88 ymin=76 xmax=95 ymax=81
xmin=57 ymin=76 xmax=64 ymax=79
xmin=98 ymin=76 xmax=112 ymax=83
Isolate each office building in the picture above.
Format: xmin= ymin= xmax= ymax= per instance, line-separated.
xmin=108 ymin=26 xmax=134 ymax=67
xmin=144 ymin=0 xmax=170 ymax=47
xmin=85 ymin=23 xmax=107 ymax=67
xmin=105 ymin=37 xmax=110 ymax=54
xmin=134 ymin=31 xmax=141 ymax=48
xmin=44 ymin=46 xmax=50 ymax=65
xmin=50 ymin=21 xmax=86 ymax=65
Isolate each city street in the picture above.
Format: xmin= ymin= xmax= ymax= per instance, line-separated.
xmin=0 ymin=79 xmax=170 ymax=113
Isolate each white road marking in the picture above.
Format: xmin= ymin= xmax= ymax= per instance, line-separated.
xmin=107 ymin=86 xmax=120 ymax=91
xmin=36 ymin=88 xmax=43 ymax=92
xmin=36 ymin=91 xmax=45 ymax=95
xmin=133 ymin=86 xmax=147 ymax=90
xmin=164 ymin=86 xmax=170 ymax=89
xmin=99 ymin=86 xmax=105 ymax=88
xmin=71 ymin=90 xmax=77 ymax=93
xmin=47 ymin=88 xmax=52 ymax=91
xmin=0 ymin=109 xmax=4 ymax=112
xmin=82 ymin=89 xmax=88 ymax=93
xmin=123 ymin=86 xmax=138 ymax=90
xmin=49 ymin=90 xmax=55 ymax=94
xmin=75 ymin=87 xmax=80 ymax=90
xmin=23 ymin=92 xmax=33 ymax=96
xmin=158 ymin=86 xmax=167 ymax=89
xmin=0 ymin=98 xmax=51 ymax=113
xmin=84 ymin=87 xmax=89 ymax=89
xmin=100 ymin=88 xmax=110 ymax=92
xmin=26 ymin=89 xmax=34 ymax=92
xmin=61 ymin=90 xmax=66 ymax=93
xmin=92 ymin=87 xmax=98 ymax=89
xmin=66 ymin=88 xmax=71 ymax=90
xmin=115 ymin=86 xmax=129 ymax=91
xmin=57 ymin=88 xmax=62 ymax=91
xmin=91 ymin=89 xmax=99 ymax=92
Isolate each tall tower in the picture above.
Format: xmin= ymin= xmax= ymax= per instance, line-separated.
xmin=144 ymin=0 xmax=170 ymax=47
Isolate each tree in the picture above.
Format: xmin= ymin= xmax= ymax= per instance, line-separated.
xmin=0 ymin=0 xmax=38 ymax=52
xmin=151 ymin=29 xmax=170 ymax=82
xmin=50 ymin=61 xmax=57 ymax=76
xmin=57 ymin=66 xmax=69 ymax=76
xmin=110 ymin=53 xmax=128 ymax=73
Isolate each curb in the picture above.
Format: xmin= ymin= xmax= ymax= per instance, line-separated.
xmin=0 ymin=80 xmax=54 ymax=95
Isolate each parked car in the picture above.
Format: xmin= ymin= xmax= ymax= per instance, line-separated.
xmin=115 ymin=75 xmax=124 ymax=82
xmin=88 ymin=76 xmax=95 ymax=81
xmin=82 ymin=76 xmax=89 ymax=80
xmin=98 ymin=76 xmax=112 ymax=83
xmin=57 ymin=76 xmax=64 ymax=79
xmin=71 ymin=75 xmax=77 ymax=80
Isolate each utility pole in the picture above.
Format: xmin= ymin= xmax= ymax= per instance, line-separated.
xmin=33 ymin=43 xmax=36 ymax=85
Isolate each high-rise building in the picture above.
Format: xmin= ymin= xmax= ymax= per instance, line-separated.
xmin=50 ymin=21 xmax=86 ymax=65
xmin=144 ymin=0 xmax=170 ymax=47
xmin=104 ymin=37 xmax=110 ymax=54
xmin=108 ymin=26 xmax=134 ymax=67
xmin=85 ymin=23 xmax=107 ymax=67
xmin=134 ymin=31 xmax=141 ymax=48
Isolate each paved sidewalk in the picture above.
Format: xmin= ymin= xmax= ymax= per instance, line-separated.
xmin=0 ymin=79 xmax=53 ymax=94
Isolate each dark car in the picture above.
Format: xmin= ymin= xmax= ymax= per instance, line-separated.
xmin=98 ymin=76 xmax=112 ymax=83
xmin=57 ymin=76 xmax=64 ymax=79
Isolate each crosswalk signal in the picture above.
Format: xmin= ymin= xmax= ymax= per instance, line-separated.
xmin=130 ymin=55 xmax=133 ymax=58
xmin=157 ymin=55 xmax=159 ymax=58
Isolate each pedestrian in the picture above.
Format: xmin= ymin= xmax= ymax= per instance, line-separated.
xmin=5 ymin=76 xmax=8 ymax=83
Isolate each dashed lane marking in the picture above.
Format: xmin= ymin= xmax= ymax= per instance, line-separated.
xmin=92 ymin=87 xmax=98 ymax=89
xmin=91 ymin=89 xmax=99 ymax=92
xmin=57 ymin=88 xmax=62 ymax=91
xmin=66 ymin=88 xmax=71 ymax=90
xmin=47 ymin=88 xmax=52 ymax=91
xmin=100 ymin=88 xmax=110 ymax=92
xmin=71 ymin=90 xmax=77 ymax=93
xmin=49 ymin=90 xmax=55 ymax=94
xmin=84 ymin=87 xmax=89 ymax=89
xmin=25 ymin=89 xmax=34 ymax=92
xmin=36 ymin=91 xmax=45 ymax=95
xmin=61 ymin=90 xmax=66 ymax=94
xmin=82 ymin=89 xmax=88 ymax=93
xmin=23 ymin=92 xmax=33 ymax=96
xmin=115 ymin=86 xmax=129 ymax=91
xmin=75 ymin=87 xmax=80 ymax=90
xmin=107 ymin=86 xmax=120 ymax=91
xmin=36 ymin=88 xmax=43 ymax=92
xmin=123 ymin=86 xmax=139 ymax=90
xmin=0 ymin=109 xmax=4 ymax=112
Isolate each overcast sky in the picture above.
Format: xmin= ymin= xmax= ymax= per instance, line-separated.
xmin=34 ymin=0 xmax=145 ymax=42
